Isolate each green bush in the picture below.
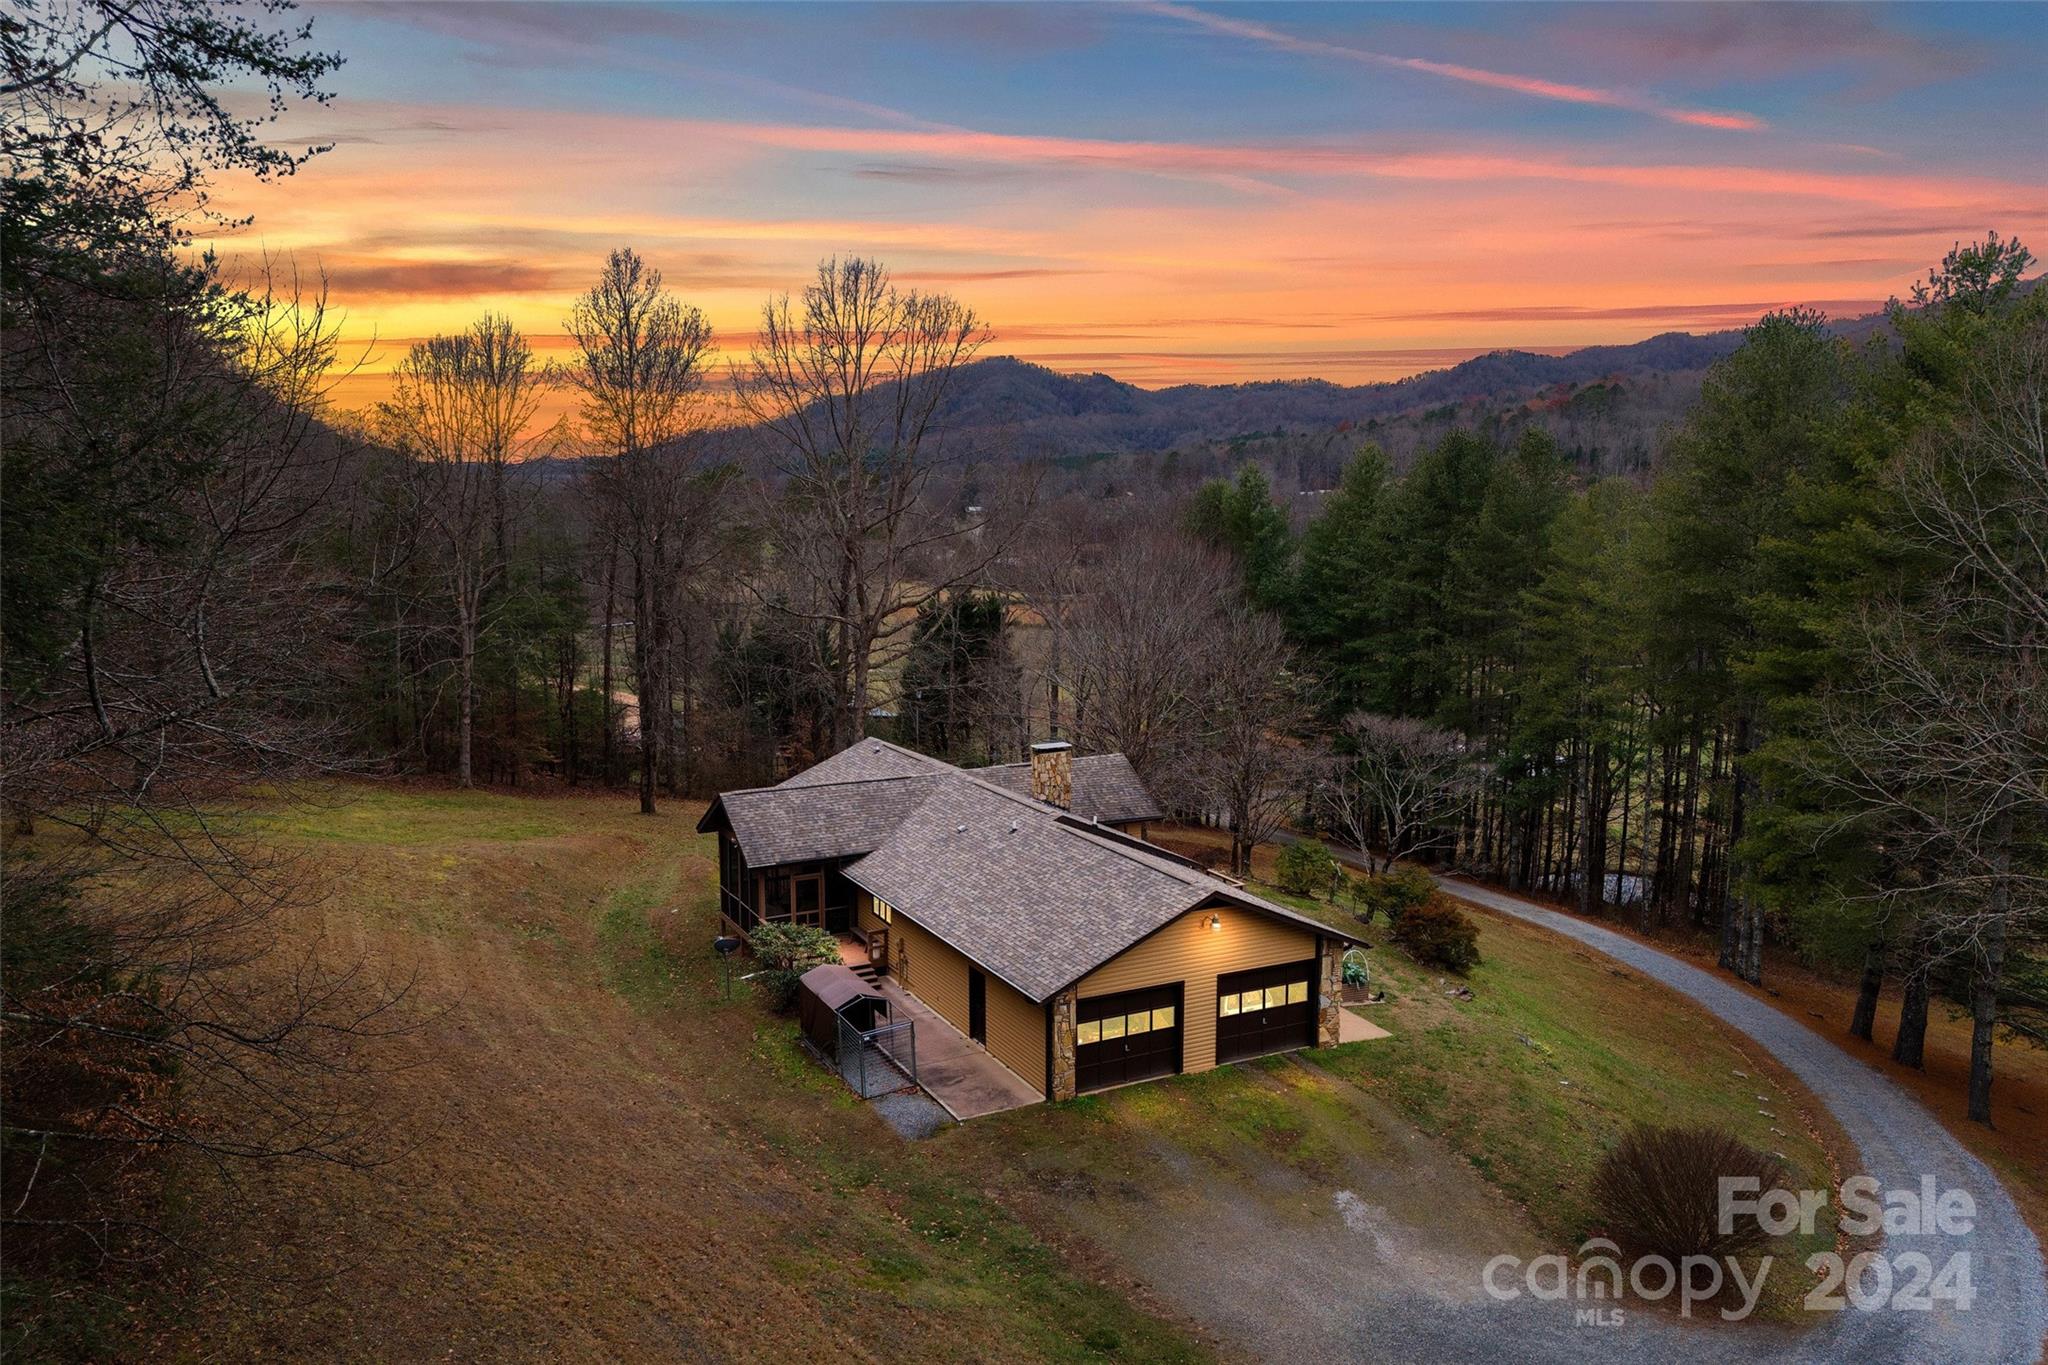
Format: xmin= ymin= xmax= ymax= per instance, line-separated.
xmin=1389 ymin=894 xmax=1480 ymax=973
xmin=748 ymin=922 xmax=839 ymax=1012
xmin=1352 ymin=865 xmax=1435 ymax=926
xmin=1275 ymin=839 xmax=1340 ymax=897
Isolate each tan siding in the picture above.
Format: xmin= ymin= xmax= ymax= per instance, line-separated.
xmin=888 ymin=909 xmax=970 ymax=1035
xmin=1076 ymin=901 xmax=1319 ymax=1074
xmin=984 ymin=975 xmax=1046 ymax=1095
xmin=876 ymin=902 xmax=1046 ymax=1094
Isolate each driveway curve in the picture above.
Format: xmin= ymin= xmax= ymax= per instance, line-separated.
xmin=1435 ymin=874 xmax=2048 ymax=1363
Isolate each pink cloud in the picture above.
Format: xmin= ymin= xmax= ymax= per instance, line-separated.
xmin=1143 ymin=2 xmax=1765 ymax=131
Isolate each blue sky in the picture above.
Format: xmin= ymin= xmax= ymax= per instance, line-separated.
xmin=211 ymin=1 xmax=2048 ymax=406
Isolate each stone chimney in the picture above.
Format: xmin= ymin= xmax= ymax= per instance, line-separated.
xmin=1029 ymin=741 xmax=1073 ymax=809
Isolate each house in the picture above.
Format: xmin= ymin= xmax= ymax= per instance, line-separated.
xmin=698 ymin=738 xmax=1360 ymax=1102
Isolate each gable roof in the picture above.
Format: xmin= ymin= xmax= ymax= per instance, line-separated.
xmin=699 ymin=774 xmax=937 ymax=868
xmin=702 ymin=738 xmax=1354 ymax=998
xmin=974 ymin=752 xmax=1164 ymax=824
xmin=839 ymin=775 xmax=1201 ymax=1001
xmin=774 ymin=739 xmax=946 ymax=789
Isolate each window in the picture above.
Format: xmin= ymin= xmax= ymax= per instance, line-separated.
xmin=760 ymin=868 xmax=792 ymax=922
xmin=1264 ymin=985 xmax=1287 ymax=1010
xmin=1286 ymin=981 xmax=1309 ymax=1006
xmin=1219 ymin=993 xmax=1241 ymax=1017
xmin=872 ymin=897 xmax=894 ymax=924
xmin=1077 ymin=1004 xmax=1177 ymax=1048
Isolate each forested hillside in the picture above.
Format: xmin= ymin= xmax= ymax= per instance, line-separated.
xmin=4 ymin=0 xmax=2044 ymax=1353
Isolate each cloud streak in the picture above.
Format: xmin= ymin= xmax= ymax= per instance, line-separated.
xmin=1143 ymin=2 xmax=1766 ymax=131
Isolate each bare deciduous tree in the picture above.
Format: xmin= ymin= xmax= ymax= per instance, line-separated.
xmin=1325 ymin=712 xmax=1484 ymax=873
xmin=2 ymin=263 xmax=415 ymax=1279
xmin=1190 ymin=607 xmax=1325 ymax=876
xmin=565 ymin=248 xmax=717 ymax=814
xmin=734 ymin=256 xmax=1022 ymax=753
xmin=375 ymin=314 xmax=547 ymax=787
xmin=1064 ymin=527 xmax=1237 ymax=791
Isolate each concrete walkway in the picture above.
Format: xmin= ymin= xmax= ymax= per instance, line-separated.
xmin=871 ymin=977 xmax=1043 ymax=1121
xmin=1336 ymin=1007 xmax=1391 ymax=1044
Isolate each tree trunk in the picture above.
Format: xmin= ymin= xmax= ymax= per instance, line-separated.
xmin=1967 ymin=820 xmax=2012 ymax=1124
xmin=1849 ymin=935 xmax=1885 ymax=1041
xmin=1893 ymin=942 xmax=1930 ymax=1068
xmin=1968 ymin=919 xmax=2004 ymax=1124
xmin=457 ymin=590 xmax=476 ymax=789
xmin=1580 ymin=739 xmax=1609 ymax=917
xmin=633 ymin=559 xmax=657 ymax=816
xmin=601 ymin=546 xmax=617 ymax=784
xmin=1718 ymin=715 xmax=1750 ymax=976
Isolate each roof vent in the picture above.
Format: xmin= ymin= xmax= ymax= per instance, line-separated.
xmin=956 ymin=823 xmax=968 ymax=834
xmin=1009 ymin=820 xmax=1019 ymax=833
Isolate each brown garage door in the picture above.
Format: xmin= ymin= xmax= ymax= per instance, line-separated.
xmin=1076 ymin=984 xmax=1183 ymax=1093
xmin=1215 ymin=959 xmax=1317 ymax=1064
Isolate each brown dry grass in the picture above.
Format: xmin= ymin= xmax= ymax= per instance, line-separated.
xmin=124 ymin=783 xmax=1200 ymax=1364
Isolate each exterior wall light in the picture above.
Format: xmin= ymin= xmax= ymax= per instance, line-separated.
xmin=1208 ymin=913 xmax=1222 ymax=932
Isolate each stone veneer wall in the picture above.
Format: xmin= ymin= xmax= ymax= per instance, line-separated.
xmin=1049 ymin=988 xmax=1078 ymax=1101
xmin=1317 ymin=936 xmax=1344 ymax=1047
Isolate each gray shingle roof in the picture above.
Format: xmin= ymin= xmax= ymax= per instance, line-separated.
xmin=974 ymin=753 xmax=1165 ymax=824
xmin=776 ymin=740 xmax=946 ymax=789
xmin=839 ymin=774 xmax=1199 ymax=1001
xmin=710 ymin=774 xmax=937 ymax=867
xmin=703 ymin=738 xmax=1350 ymax=997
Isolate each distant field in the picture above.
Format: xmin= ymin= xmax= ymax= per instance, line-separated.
xmin=113 ymin=787 xmax=1857 ymax=1357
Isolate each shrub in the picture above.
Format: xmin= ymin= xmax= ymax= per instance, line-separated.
xmin=1340 ymin=950 xmax=1370 ymax=989
xmin=748 ymin=922 xmax=839 ymax=1012
xmin=1389 ymin=894 xmax=1480 ymax=973
xmin=1353 ymin=864 xmax=1436 ymax=926
xmin=1591 ymin=1125 xmax=1789 ymax=1262
xmin=1275 ymin=839 xmax=1340 ymax=897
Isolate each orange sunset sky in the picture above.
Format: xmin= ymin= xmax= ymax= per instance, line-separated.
xmin=200 ymin=2 xmax=2048 ymax=436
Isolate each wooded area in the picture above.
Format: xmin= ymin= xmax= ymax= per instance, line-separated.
xmin=3 ymin=0 xmax=2043 ymax=1350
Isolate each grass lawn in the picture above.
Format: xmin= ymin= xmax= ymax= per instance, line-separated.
xmin=109 ymin=783 xmax=1202 ymax=1364
xmin=1145 ymin=823 xmax=1853 ymax=1318
xmin=66 ymin=787 xmax=1868 ymax=1358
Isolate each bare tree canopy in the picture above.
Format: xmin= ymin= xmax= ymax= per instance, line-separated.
xmin=375 ymin=314 xmax=548 ymax=787
xmin=565 ymin=248 xmax=719 ymax=813
xmin=734 ymin=255 xmax=1021 ymax=754
xmin=1323 ymin=712 xmax=1484 ymax=874
xmin=1064 ymin=527 xmax=1238 ymax=789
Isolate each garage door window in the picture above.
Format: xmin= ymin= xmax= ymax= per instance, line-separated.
xmin=1077 ymin=1004 xmax=1176 ymax=1047
xmin=1214 ymin=960 xmax=1318 ymax=1065
xmin=1218 ymin=981 xmax=1307 ymax=1018
xmin=1076 ymin=986 xmax=1185 ymax=1092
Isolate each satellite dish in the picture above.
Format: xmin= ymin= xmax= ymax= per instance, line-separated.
xmin=713 ymin=936 xmax=742 ymax=957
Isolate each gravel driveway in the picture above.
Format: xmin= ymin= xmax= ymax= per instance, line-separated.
xmin=1431 ymin=874 xmax=2048 ymax=1363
